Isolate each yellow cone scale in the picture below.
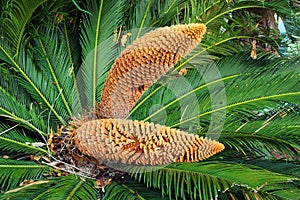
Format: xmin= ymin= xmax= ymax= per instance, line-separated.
xmin=66 ymin=24 xmax=224 ymax=166
xmin=98 ymin=23 xmax=206 ymax=119
xmin=73 ymin=119 xmax=224 ymax=165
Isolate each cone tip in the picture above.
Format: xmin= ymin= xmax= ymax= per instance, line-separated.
xmin=214 ymin=142 xmax=225 ymax=153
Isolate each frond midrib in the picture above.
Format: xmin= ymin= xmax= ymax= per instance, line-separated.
xmin=172 ymin=91 xmax=300 ymax=127
xmin=66 ymin=179 xmax=84 ymax=200
xmin=0 ymin=136 xmax=48 ymax=154
xmin=37 ymin=37 xmax=72 ymax=116
xmin=0 ymin=107 xmax=46 ymax=136
xmin=92 ymin=0 xmax=104 ymax=107
xmin=0 ymin=45 xmax=66 ymax=125
xmin=143 ymin=74 xmax=239 ymax=121
xmin=0 ymin=164 xmax=48 ymax=168
xmin=13 ymin=0 xmax=48 ymax=57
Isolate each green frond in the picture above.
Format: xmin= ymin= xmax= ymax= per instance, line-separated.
xmin=104 ymin=182 xmax=143 ymax=200
xmin=79 ymin=0 xmax=125 ymax=108
xmin=0 ymin=123 xmax=48 ymax=155
xmin=0 ymin=41 xmax=68 ymax=126
xmin=104 ymin=177 xmax=170 ymax=200
xmin=0 ymin=158 xmax=50 ymax=192
xmin=219 ymin=133 xmax=299 ymax=159
xmin=202 ymin=0 xmax=292 ymax=26
xmin=0 ymin=67 xmax=32 ymax=107
xmin=124 ymin=0 xmax=187 ymax=36
xmin=231 ymin=159 xmax=300 ymax=177
xmin=0 ymin=175 xmax=97 ymax=200
xmin=33 ymin=24 xmax=82 ymax=116
xmin=131 ymin=161 xmax=299 ymax=200
xmin=0 ymin=180 xmax=53 ymax=200
xmin=62 ymin=21 xmax=83 ymax=115
xmin=0 ymin=0 xmax=48 ymax=55
xmin=202 ymin=35 xmax=253 ymax=57
xmin=216 ymin=184 xmax=287 ymax=200
xmin=130 ymin=52 xmax=299 ymax=130
xmin=178 ymin=56 xmax=299 ymax=127
xmin=16 ymin=45 xmax=68 ymax=126
xmin=31 ymin=176 xmax=97 ymax=200
xmin=34 ymin=26 xmax=72 ymax=117
xmin=127 ymin=0 xmax=153 ymax=38
xmin=125 ymin=51 xmax=299 ymax=199
xmin=0 ymin=86 xmax=47 ymax=135
xmin=0 ymin=39 xmax=14 ymax=65
xmin=262 ymin=180 xmax=300 ymax=200
xmin=225 ymin=112 xmax=300 ymax=139
xmin=174 ymin=0 xmax=299 ymax=57
xmin=153 ymin=0 xmax=187 ymax=27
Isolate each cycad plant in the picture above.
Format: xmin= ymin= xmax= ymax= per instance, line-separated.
xmin=0 ymin=0 xmax=299 ymax=199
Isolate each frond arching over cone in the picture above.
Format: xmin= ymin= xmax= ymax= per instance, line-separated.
xmin=98 ymin=23 xmax=206 ymax=118
xmin=71 ymin=118 xmax=224 ymax=166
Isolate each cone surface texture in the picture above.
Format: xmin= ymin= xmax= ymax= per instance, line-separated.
xmin=68 ymin=24 xmax=224 ymax=166
xmin=98 ymin=23 xmax=206 ymax=118
xmin=73 ymin=119 xmax=224 ymax=165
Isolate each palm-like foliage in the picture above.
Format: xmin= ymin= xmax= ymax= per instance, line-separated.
xmin=0 ymin=0 xmax=299 ymax=199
